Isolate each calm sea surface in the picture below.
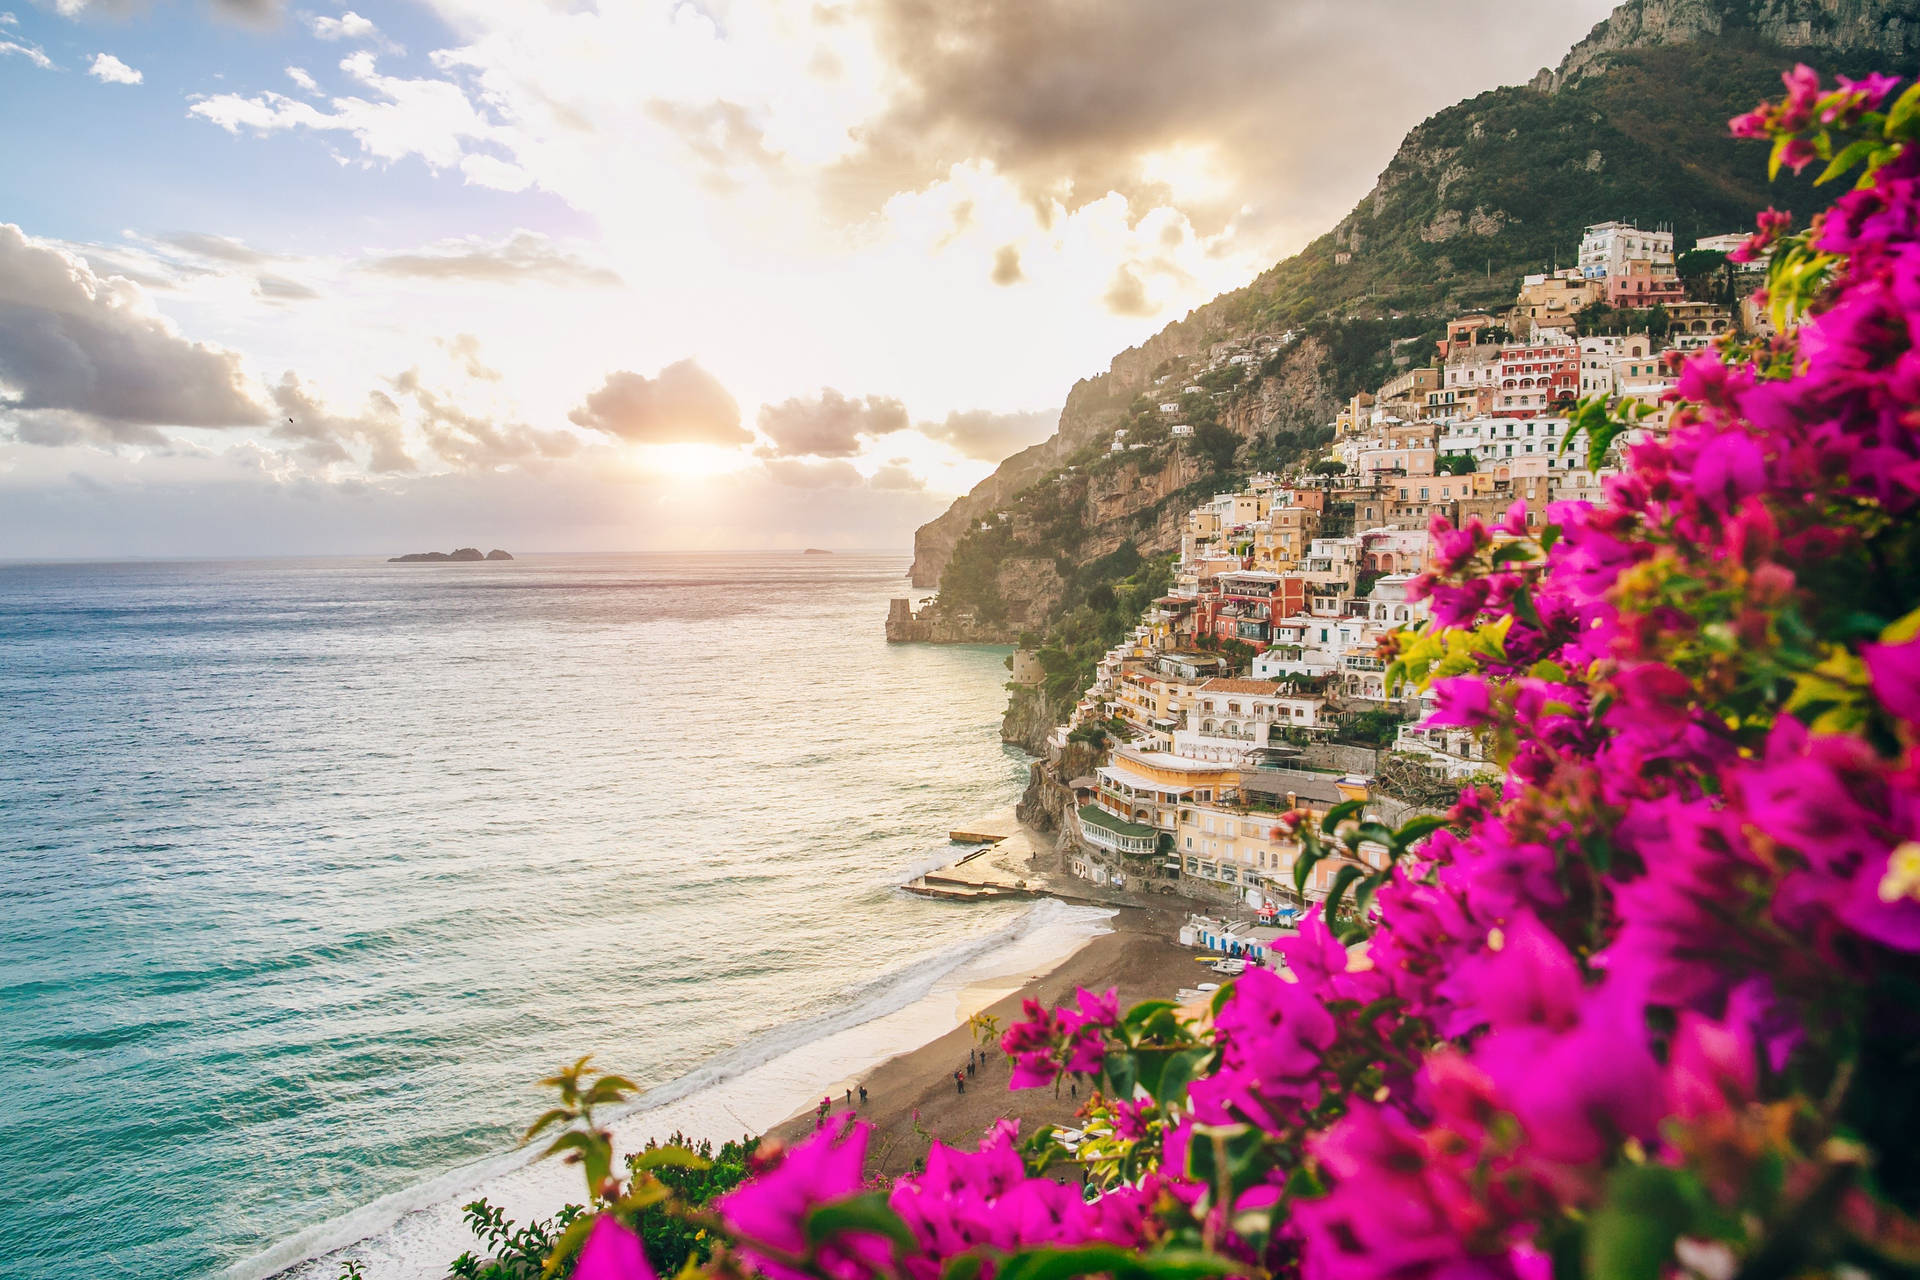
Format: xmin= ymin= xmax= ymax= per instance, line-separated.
xmin=0 ymin=553 xmax=1035 ymax=1280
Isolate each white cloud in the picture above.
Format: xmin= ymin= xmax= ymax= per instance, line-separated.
xmin=286 ymin=65 xmax=319 ymax=92
xmin=0 ymin=34 xmax=51 ymax=70
xmin=310 ymin=11 xmax=375 ymax=41
xmin=190 ymin=53 xmax=498 ymax=171
xmin=88 ymin=53 xmax=143 ymax=85
xmin=458 ymin=152 xmax=531 ymax=192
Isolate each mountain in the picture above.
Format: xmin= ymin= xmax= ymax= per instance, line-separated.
xmin=904 ymin=0 xmax=1920 ymax=606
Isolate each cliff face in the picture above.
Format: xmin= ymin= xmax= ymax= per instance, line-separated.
xmin=908 ymin=315 xmax=1227 ymax=586
xmin=1543 ymin=0 xmax=1920 ymax=90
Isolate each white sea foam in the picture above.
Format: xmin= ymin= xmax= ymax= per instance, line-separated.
xmin=237 ymin=897 xmax=1113 ymax=1280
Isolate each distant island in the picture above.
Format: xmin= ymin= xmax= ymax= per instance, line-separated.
xmin=387 ymin=548 xmax=514 ymax=563
xmin=803 ymin=548 xmax=833 ymax=555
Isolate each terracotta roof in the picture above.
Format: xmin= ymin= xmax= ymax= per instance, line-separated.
xmin=1198 ymin=677 xmax=1284 ymax=695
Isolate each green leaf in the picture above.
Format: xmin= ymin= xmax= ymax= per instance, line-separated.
xmin=1353 ymin=868 xmax=1390 ymax=917
xmin=540 ymin=1130 xmax=613 ymax=1197
xmin=1816 ymin=136 xmax=1878 ymax=185
xmin=1585 ymin=1165 xmax=1697 ymax=1280
xmin=1319 ymin=799 xmax=1364 ymax=835
xmin=1102 ymin=1048 xmax=1139 ymax=1101
xmin=943 ymin=1254 xmax=986 ymax=1280
xmin=999 ymin=1245 xmax=1242 ymax=1280
xmin=1352 ymin=821 xmax=1397 ymax=852
xmin=1885 ymin=79 xmax=1920 ymax=134
xmin=1391 ymin=815 xmax=1449 ymax=849
xmin=1122 ymin=999 xmax=1180 ymax=1032
xmin=1293 ymin=844 xmax=1326 ymax=895
xmin=1538 ymin=523 xmax=1562 ymax=554
xmin=804 ymin=1192 xmax=918 ymax=1253
xmin=523 ymin=1108 xmax=574 ymax=1143
xmin=1322 ymin=864 xmax=1369 ymax=926
xmin=1490 ymin=541 xmax=1536 ymax=565
xmin=629 ymin=1145 xmax=712 ymax=1173
xmin=1154 ymin=1047 xmax=1214 ymax=1108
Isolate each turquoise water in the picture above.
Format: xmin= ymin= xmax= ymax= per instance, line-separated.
xmin=0 ymin=554 xmax=1031 ymax=1279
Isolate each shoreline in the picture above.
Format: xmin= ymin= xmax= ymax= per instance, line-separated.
xmin=255 ymin=886 xmax=1138 ymax=1280
xmin=766 ymin=906 xmax=1199 ymax=1178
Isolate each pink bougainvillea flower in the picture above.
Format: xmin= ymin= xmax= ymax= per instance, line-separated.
xmin=575 ymin=1215 xmax=656 ymax=1280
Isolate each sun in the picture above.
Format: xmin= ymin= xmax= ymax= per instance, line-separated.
xmin=636 ymin=443 xmax=757 ymax=478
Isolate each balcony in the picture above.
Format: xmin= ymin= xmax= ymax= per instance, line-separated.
xmin=1078 ymin=805 xmax=1159 ymax=856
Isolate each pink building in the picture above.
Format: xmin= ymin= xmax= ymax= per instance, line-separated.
xmin=1493 ymin=337 xmax=1579 ymax=419
xmin=1606 ymin=258 xmax=1684 ymax=308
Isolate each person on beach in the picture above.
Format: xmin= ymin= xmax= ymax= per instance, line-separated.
xmin=954 ymin=1069 xmax=965 ymax=1095
xmin=858 ymin=1084 xmax=868 ymax=1105
xmin=845 ymin=1088 xmax=852 ymax=1106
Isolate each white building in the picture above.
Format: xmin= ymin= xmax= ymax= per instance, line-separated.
xmin=1579 ymin=221 xmax=1675 ymax=279
xmin=1579 ymin=334 xmax=1651 ymax=397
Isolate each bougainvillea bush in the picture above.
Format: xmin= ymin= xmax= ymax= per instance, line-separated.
xmin=512 ymin=69 xmax=1920 ymax=1280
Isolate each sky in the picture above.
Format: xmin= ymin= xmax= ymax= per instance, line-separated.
xmin=0 ymin=0 xmax=1618 ymax=559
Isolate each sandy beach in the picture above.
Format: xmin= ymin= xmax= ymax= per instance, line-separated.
xmin=769 ymin=906 xmax=1201 ymax=1177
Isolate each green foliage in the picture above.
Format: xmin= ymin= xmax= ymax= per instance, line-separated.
xmin=1191 ymin=423 xmax=1240 ymax=473
xmin=447 ymin=1201 xmax=587 ymax=1280
xmin=1435 ymin=452 xmax=1477 ymax=476
xmin=1677 ymin=246 xmax=1728 ymax=279
xmin=1333 ymin=709 xmax=1408 ymax=748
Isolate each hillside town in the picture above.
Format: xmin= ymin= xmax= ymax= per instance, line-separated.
xmin=1019 ymin=219 xmax=1754 ymax=921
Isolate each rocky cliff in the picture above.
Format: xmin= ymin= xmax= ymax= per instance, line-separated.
xmin=1542 ymin=0 xmax=1920 ymax=90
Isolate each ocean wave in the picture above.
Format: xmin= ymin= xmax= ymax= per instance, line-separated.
xmin=233 ymin=897 xmax=1113 ymax=1280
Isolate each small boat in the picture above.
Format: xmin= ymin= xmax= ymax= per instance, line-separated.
xmin=1209 ymin=958 xmax=1248 ymax=976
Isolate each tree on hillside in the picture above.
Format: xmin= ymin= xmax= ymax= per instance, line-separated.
xmin=1678 ymin=247 xmax=1732 ymax=303
xmin=1312 ymin=459 xmax=1347 ymax=477
xmin=1192 ymin=423 xmax=1239 ymax=472
xmin=1436 ymin=453 xmax=1477 ymax=475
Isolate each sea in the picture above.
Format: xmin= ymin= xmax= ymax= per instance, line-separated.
xmin=0 ymin=553 xmax=1113 ymax=1280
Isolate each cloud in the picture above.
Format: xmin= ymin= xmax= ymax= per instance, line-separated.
xmin=256 ymin=274 xmax=319 ymax=300
xmin=286 ymin=65 xmax=318 ymax=93
xmin=310 ymin=11 xmax=375 ymax=41
xmin=0 ymin=34 xmax=52 ymax=70
xmin=568 ymin=361 xmax=748 ymax=447
xmin=457 ymin=152 xmax=532 ymax=192
xmin=88 ymin=53 xmax=142 ymax=84
xmin=268 ymin=371 xmax=413 ymax=471
xmin=209 ymin=0 xmax=282 ymax=25
xmin=918 ymin=408 xmax=1056 ymax=462
xmin=991 ymin=243 xmax=1023 ymax=285
xmin=0 ymin=223 xmax=263 ymax=443
xmin=645 ymin=98 xmax=780 ymax=187
xmin=763 ymin=457 xmax=863 ymax=488
xmin=391 ymin=369 xmax=578 ymax=469
xmin=831 ymin=0 xmax=1616 ymax=243
xmin=362 ymin=231 xmax=619 ymax=286
xmin=1103 ymin=263 xmax=1153 ymax=317
xmin=869 ymin=460 xmax=925 ymax=491
xmin=190 ymin=52 xmax=497 ymax=171
xmin=755 ymin=387 xmax=907 ymax=458
xmin=438 ymin=333 xmax=501 ymax=382
xmin=160 ymin=231 xmax=274 ymax=264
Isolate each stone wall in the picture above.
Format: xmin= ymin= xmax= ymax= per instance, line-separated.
xmin=1293 ymin=741 xmax=1383 ymax=775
